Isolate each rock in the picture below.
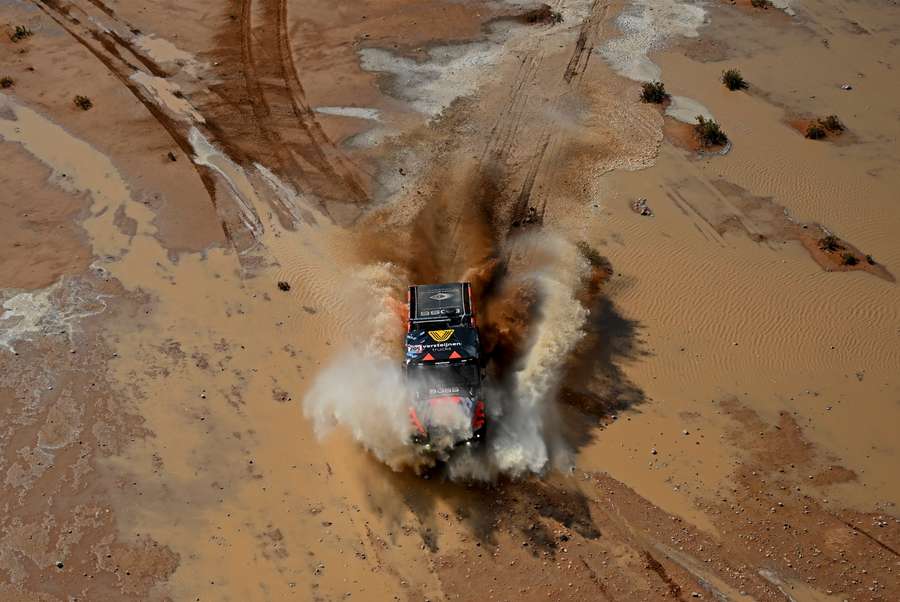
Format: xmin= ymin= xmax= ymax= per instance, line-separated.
xmin=56 ymin=561 xmax=64 ymax=569
xmin=277 ymin=281 xmax=291 ymax=292
xmin=651 ymin=448 xmax=658 ymax=455
xmin=841 ymin=83 xmax=852 ymax=90
xmin=167 ymin=151 xmax=177 ymax=162
xmin=631 ymin=198 xmax=653 ymax=216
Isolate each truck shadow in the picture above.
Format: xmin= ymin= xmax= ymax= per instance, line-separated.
xmin=364 ymin=276 xmax=647 ymax=555
xmin=559 ymin=292 xmax=649 ymax=450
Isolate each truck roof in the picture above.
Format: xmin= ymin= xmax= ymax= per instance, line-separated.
xmin=409 ymin=283 xmax=472 ymax=323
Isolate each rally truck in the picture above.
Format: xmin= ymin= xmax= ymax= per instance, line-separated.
xmin=405 ymin=282 xmax=486 ymax=455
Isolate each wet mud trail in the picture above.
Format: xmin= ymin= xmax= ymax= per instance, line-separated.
xmin=31 ymin=0 xmax=223 ymax=213
xmin=230 ymin=0 xmax=368 ymax=210
xmin=3 ymin=0 xmax=900 ymax=600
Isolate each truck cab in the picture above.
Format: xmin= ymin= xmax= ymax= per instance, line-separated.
xmin=405 ymin=283 xmax=486 ymax=453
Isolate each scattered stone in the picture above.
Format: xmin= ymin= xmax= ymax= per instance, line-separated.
xmin=56 ymin=561 xmax=64 ymax=569
xmin=631 ymin=198 xmax=653 ymax=216
xmin=651 ymin=448 xmax=658 ymax=455
xmin=167 ymin=151 xmax=178 ymax=162
xmin=840 ymin=83 xmax=852 ymax=90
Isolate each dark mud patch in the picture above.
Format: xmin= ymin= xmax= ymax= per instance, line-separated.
xmin=669 ymin=178 xmax=893 ymax=281
xmin=710 ymin=179 xmax=893 ymax=281
xmin=663 ymin=116 xmax=730 ymax=155
xmin=700 ymin=398 xmax=900 ymax=600
xmin=785 ymin=114 xmax=855 ymax=145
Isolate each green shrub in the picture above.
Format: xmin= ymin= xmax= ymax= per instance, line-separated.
xmin=640 ymin=81 xmax=669 ymax=104
xmin=722 ymin=69 xmax=747 ymax=91
xmin=10 ymin=25 xmax=33 ymax=42
xmin=523 ymin=5 xmax=563 ymax=24
xmin=0 ymin=77 xmax=13 ymax=89
xmin=818 ymin=235 xmax=842 ymax=252
xmin=819 ymin=115 xmax=844 ymax=132
xmin=805 ymin=123 xmax=826 ymax=139
xmin=841 ymin=253 xmax=859 ymax=266
xmin=73 ymin=95 xmax=93 ymax=111
xmin=695 ymin=116 xmax=728 ymax=147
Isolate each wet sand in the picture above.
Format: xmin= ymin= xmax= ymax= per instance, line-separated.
xmin=2 ymin=0 xmax=899 ymax=600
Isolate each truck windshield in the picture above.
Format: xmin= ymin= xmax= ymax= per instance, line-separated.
xmin=409 ymin=362 xmax=479 ymax=397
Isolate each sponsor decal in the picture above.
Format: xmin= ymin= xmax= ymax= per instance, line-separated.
xmin=429 ymin=292 xmax=452 ymax=301
xmin=427 ymin=329 xmax=454 ymax=343
xmin=429 ymin=385 xmax=461 ymax=396
xmin=407 ymin=344 xmax=423 ymax=354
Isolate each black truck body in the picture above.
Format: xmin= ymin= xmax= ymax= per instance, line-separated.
xmin=405 ymin=283 xmax=486 ymax=452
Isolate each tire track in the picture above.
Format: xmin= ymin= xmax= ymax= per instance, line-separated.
xmin=487 ymin=0 xmax=610 ymax=229
xmin=30 ymin=0 xmax=243 ymax=250
xmin=65 ymin=0 xmax=370 ymax=226
xmin=563 ymin=0 xmax=608 ymax=84
xmin=236 ymin=0 xmax=367 ymax=209
xmin=272 ymin=0 xmax=368 ymax=202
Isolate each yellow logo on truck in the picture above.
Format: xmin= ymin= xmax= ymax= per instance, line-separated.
xmin=428 ymin=329 xmax=454 ymax=342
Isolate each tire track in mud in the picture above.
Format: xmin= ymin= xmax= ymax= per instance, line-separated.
xmin=30 ymin=0 xmax=245 ymax=250
xmin=404 ymin=1 xmax=610 ymax=287
xmin=479 ymin=52 xmax=544 ymax=165
xmin=476 ymin=0 xmax=612 ymax=229
xmin=563 ymin=0 xmax=608 ymax=84
xmin=49 ymin=0 xmax=369 ymax=231
xmin=221 ymin=0 xmax=368 ymax=216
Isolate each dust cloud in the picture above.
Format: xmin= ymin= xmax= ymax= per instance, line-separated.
xmin=476 ymin=234 xmax=589 ymax=479
xmin=302 ymin=230 xmax=593 ymax=480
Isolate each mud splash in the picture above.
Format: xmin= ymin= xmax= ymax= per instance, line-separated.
xmin=302 ymin=228 xmax=593 ymax=479
xmin=454 ymin=234 xmax=591 ymax=479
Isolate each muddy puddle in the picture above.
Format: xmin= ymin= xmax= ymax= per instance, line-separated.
xmin=2 ymin=0 xmax=899 ymax=600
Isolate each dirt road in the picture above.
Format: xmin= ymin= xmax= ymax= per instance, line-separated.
xmin=1 ymin=0 xmax=898 ymax=600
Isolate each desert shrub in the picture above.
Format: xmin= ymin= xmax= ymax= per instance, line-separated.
xmin=277 ymin=281 xmax=291 ymax=291
xmin=751 ymin=0 xmax=772 ymax=7
xmin=695 ymin=116 xmax=728 ymax=147
xmin=818 ymin=235 xmax=842 ymax=252
xmin=722 ymin=69 xmax=747 ymax=91
xmin=74 ymin=95 xmax=93 ymax=111
xmin=0 ymin=76 xmax=13 ymax=89
xmin=805 ymin=123 xmax=826 ymax=139
xmin=819 ymin=115 xmax=844 ymax=132
xmin=10 ymin=25 xmax=33 ymax=42
xmin=523 ymin=5 xmax=563 ymax=24
xmin=640 ymin=81 xmax=669 ymax=104
xmin=841 ymin=253 xmax=859 ymax=266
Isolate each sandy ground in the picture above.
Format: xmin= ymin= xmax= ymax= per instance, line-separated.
xmin=1 ymin=0 xmax=899 ymax=600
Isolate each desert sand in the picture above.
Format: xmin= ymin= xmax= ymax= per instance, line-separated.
xmin=1 ymin=0 xmax=899 ymax=600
